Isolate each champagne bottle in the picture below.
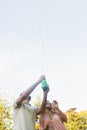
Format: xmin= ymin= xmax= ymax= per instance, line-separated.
xmin=42 ymin=79 xmax=48 ymax=91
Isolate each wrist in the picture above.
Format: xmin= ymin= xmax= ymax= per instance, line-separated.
xmin=44 ymin=91 xmax=48 ymax=95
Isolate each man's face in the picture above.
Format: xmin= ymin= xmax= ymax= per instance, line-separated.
xmin=46 ymin=101 xmax=51 ymax=109
xmin=26 ymin=96 xmax=31 ymax=101
xmin=23 ymin=96 xmax=31 ymax=104
xmin=23 ymin=99 xmax=29 ymax=104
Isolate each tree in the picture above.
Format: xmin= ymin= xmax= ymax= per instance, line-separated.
xmin=65 ymin=108 xmax=87 ymax=130
xmin=0 ymin=99 xmax=13 ymax=130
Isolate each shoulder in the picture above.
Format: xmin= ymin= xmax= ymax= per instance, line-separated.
xmin=13 ymin=100 xmax=21 ymax=109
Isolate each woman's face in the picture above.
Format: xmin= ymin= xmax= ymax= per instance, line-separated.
xmin=52 ymin=100 xmax=58 ymax=108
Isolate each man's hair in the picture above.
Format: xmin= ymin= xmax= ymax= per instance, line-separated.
xmin=26 ymin=95 xmax=31 ymax=101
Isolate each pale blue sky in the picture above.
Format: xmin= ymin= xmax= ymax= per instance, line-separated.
xmin=0 ymin=0 xmax=87 ymax=111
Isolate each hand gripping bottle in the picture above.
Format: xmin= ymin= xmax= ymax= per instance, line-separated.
xmin=42 ymin=79 xmax=48 ymax=91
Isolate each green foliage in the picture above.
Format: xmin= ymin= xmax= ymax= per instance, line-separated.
xmin=0 ymin=99 xmax=13 ymax=130
xmin=65 ymin=108 xmax=87 ymax=130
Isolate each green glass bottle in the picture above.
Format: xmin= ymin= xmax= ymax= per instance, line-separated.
xmin=42 ymin=79 xmax=48 ymax=91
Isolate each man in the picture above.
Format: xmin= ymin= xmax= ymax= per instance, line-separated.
xmin=13 ymin=75 xmax=49 ymax=130
xmin=39 ymin=100 xmax=67 ymax=130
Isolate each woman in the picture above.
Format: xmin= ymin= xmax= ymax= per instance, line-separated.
xmin=39 ymin=100 xmax=67 ymax=130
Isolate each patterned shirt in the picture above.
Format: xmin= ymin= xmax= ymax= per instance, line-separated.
xmin=39 ymin=111 xmax=67 ymax=130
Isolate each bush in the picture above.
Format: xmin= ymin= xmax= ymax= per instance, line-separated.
xmin=0 ymin=99 xmax=13 ymax=130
